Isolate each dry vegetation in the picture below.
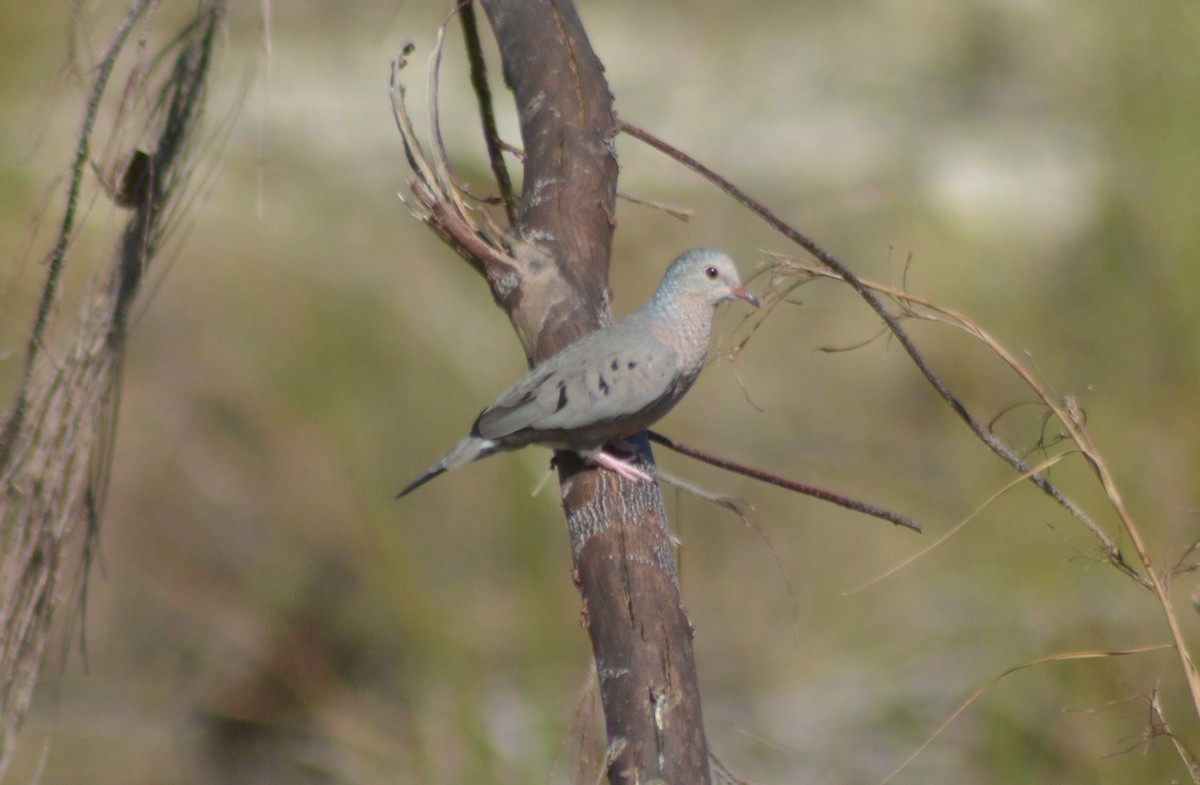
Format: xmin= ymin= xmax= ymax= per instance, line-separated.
xmin=1 ymin=1 xmax=1198 ymax=784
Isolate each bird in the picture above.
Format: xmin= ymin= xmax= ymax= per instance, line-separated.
xmin=397 ymin=248 xmax=759 ymax=498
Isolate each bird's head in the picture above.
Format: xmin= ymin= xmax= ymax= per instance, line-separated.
xmin=660 ymin=248 xmax=760 ymax=311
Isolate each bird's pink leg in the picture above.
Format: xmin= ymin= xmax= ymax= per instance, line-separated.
xmin=588 ymin=448 xmax=654 ymax=483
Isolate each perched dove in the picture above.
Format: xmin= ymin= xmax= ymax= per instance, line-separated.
xmin=397 ymin=248 xmax=758 ymax=498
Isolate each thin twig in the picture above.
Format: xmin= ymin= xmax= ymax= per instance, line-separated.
xmin=773 ymin=256 xmax=1140 ymax=580
xmin=460 ymin=0 xmax=517 ymax=225
xmin=647 ymin=430 xmax=922 ymax=533
xmin=770 ymin=257 xmax=1200 ymax=723
xmin=1146 ymin=690 xmax=1200 ymax=782
xmin=844 ymin=451 xmax=1072 ymax=595
xmin=618 ymin=118 xmax=1114 ymax=566
xmin=880 ymin=644 xmax=1174 ymax=785
xmin=658 ymin=468 xmax=806 ymax=652
xmin=390 ymin=51 xmax=514 ymax=285
xmin=428 ymin=9 xmax=472 ymax=222
xmin=615 ymin=189 xmax=694 ymax=221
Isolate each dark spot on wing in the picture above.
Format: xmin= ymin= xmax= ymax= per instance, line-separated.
xmin=598 ymin=375 xmax=609 ymax=395
xmin=555 ymin=382 xmax=569 ymax=412
xmin=611 ymin=359 xmax=620 ymax=371
xmin=627 ymin=360 xmax=637 ymax=369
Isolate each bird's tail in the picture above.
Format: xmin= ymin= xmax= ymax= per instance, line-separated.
xmin=396 ymin=434 xmax=497 ymax=498
xmin=395 ymin=464 xmax=448 ymax=499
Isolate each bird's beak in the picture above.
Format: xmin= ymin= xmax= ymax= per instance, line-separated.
xmin=730 ymin=283 xmax=759 ymax=308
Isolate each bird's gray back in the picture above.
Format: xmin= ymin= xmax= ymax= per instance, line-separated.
xmin=473 ymin=315 xmax=691 ymax=449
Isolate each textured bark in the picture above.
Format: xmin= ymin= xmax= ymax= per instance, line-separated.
xmin=473 ymin=1 xmax=713 ymax=782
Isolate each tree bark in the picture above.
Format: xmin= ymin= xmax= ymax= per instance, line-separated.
xmin=472 ymin=1 xmax=713 ymax=782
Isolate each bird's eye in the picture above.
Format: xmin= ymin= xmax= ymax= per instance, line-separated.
xmin=705 ymin=266 xmax=719 ymax=279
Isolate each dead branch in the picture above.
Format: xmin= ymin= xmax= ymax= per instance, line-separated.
xmin=647 ymin=430 xmax=922 ymax=532
xmin=459 ymin=1 xmax=518 ymax=225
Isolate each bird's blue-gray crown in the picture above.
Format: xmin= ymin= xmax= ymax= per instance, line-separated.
xmin=646 ymin=248 xmax=758 ymax=313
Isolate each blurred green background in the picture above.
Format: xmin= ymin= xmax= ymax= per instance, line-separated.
xmin=2 ymin=1 xmax=1199 ymax=783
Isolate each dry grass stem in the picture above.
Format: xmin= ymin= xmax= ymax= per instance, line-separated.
xmin=879 ymin=645 xmax=1176 ymax=785
xmin=768 ymin=254 xmax=1200 ymax=775
xmin=844 ymin=451 xmax=1074 ymax=595
xmin=0 ymin=2 xmax=223 ymax=772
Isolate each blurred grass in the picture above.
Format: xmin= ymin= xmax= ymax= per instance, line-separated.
xmin=2 ymin=1 xmax=1199 ymax=783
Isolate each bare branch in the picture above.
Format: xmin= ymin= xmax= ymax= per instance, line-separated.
xmin=647 ymin=431 xmax=922 ymax=533
xmin=460 ymin=0 xmax=518 ymax=225
xmin=617 ymin=118 xmax=1118 ymax=576
xmin=764 ymin=255 xmax=1200 ymax=731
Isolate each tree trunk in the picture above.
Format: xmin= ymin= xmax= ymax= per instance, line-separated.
xmin=473 ymin=1 xmax=713 ymax=782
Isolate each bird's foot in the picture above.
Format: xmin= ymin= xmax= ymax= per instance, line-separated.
xmin=589 ymin=447 xmax=654 ymax=483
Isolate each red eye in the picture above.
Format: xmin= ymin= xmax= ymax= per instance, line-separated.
xmin=705 ymin=266 xmax=719 ymax=279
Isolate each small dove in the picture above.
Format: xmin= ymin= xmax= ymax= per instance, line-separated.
xmin=397 ymin=248 xmax=759 ymax=498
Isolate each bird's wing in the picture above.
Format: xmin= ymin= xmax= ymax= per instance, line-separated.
xmin=474 ymin=325 xmax=683 ymax=442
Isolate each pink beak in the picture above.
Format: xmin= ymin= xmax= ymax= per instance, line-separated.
xmin=730 ymin=283 xmax=759 ymax=308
